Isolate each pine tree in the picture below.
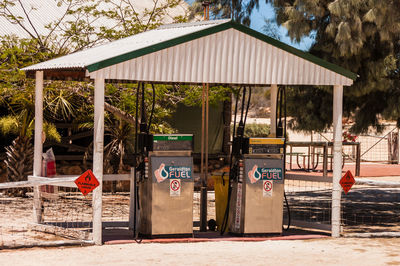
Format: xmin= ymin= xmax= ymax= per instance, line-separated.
xmin=189 ymin=0 xmax=260 ymax=25
xmin=267 ymin=0 xmax=400 ymax=133
xmin=191 ymin=1 xmax=400 ymax=133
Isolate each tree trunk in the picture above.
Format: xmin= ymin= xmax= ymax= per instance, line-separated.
xmin=4 ymin=136 xmax=34 ymax=182
xmin=4 ymin=136 xmax=33 ymax=196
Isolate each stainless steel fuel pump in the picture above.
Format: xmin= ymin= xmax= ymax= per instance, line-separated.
xmin=137 ymin=134 xmax=194 ymax=237
xmin=228 ymin=138 xmax=285 ymax=235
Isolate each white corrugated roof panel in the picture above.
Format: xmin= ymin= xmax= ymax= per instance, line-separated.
xmin=22 ymin=19 xmax=357 ymax=86
xmin=0 ymin=0 xmax=189 ymax=39
xmin=89 ymin=28 xmax=354 ymax=86
xmin=22 ymin=19 xmax=230 ymax=71
xmin=0 ymin=0 xmax=65 ymax=38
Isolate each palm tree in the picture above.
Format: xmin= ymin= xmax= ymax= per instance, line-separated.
xmin=0 ymin=110 xmax=60 ymax=183
xmin=104 ymin=118 xmax=134 ymax=174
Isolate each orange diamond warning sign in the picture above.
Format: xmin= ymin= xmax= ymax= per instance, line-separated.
xmin=74 ymin=170 xmax=100 ymax=196
xmin=340 ymin=170 xmax=355 ymax=194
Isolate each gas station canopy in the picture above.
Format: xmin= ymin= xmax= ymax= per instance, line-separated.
xmin=23 ymin=19 xmax=357 ymax=244
xmin=23 ymin=19 xmax=356 ymax=86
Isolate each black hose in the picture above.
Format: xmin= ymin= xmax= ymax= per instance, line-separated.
xmin=141 ymin=83 xmax=146 ymax=125
xmin=147 ymin=83 xmax=156 ymax=134
xmin=284 ymin=87 xmax=287 ymax=140
xmin=237 ymin=87 xmax=246 ymax=135
xmin=135 ymin=82 xmax=140 ymax=164
xmin=283 ymin=190 xmax=291 ymax=231
xmin=279 ymin=87 xmax=283 ymax=126
xmin=133 ymin=82 xmax=140 ymax=238
xmin=139 ymin=83 xmax=147 ymax=134
xmin=281 ymin=86 xmax=291 ymax=231
xmin=276 ymin=87 xmax=283 ymax=137
xmin=232 ymin=87 xmax=241 ymax=139
xmin=240 ymin=87 xmax=246 ymax=124
xmin=243 ymin=86 xmax=251 ymax=132
xmin=275 ymin=87 xmax=279 ymax=130
xmin=134 ymin=166 xmax=143 ymax=243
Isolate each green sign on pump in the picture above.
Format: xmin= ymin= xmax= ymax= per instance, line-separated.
xmin=153 ymin=135 xmax=193 ymax=141
xmin=152 ymin=134 xmax=194 ymax=151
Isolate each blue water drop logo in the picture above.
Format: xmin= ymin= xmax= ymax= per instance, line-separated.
xmin=160 ymin=165 xmax=168 ymax=179
xmin=254 ymin=168 xmax=261 ymax=180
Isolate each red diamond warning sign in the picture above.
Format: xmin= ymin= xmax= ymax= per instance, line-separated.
xmin=340 ymin=170 xmax=355 ymax=194
xmin=74 ymin=170 xmax=100 ymax=196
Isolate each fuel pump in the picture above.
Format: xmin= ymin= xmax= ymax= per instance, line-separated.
xmin=221 ymin=86 xmax=286 ymax=235
xmin=133 ymin=83 xmax=194 ymax=237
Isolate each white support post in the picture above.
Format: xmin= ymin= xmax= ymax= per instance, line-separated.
xmin=270 ymin=84 xmax=278 ymax=136
xmin=93 ymin=77 xmax=105 ymax=245
xmin=33 ymin=71 xmax=44 ymax=223
xmin=332 ymin=85 xmax=343 ymax=238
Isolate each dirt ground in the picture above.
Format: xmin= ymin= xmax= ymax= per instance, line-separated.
xmin=0 ymin=237 xmax=400 ymax=265
xmin=1 ymin=171 xmax=400 ymax=264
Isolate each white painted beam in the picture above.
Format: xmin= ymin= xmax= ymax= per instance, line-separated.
xmin=93 ymin=76 xmax=105 ymax=245
xmin=33 ymin=71 xmax=44 ymax=223
xmin=331 ymin=85 xmax=343 ymax=238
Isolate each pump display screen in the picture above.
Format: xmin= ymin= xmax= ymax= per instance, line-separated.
xmin=152 ymin=134 xmax=193 ymax=151
xmin=248 ymin=138 xmax=284 ymax=154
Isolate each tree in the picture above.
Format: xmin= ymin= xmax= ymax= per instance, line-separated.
xmin=0 ymin=36 xmax=81 ymax=185
xmin=0 ymin=99 xmax=61 ymax=196
xmin=189 ymin=0 xmax=260 ymax=25
xmin=0 ymin=0 xmax=190 ymax=52
xmin=267 ymin=0 xmax=400 ymax=133
xmin=0 ymin=0 xmax=238 ymax=180
xmin=189 ymin=0 xmax=400 ymax=133
xmin=0 ymin=1 xmax=191 ymax=174
xmin=262 ymin=18 xmax=281 ymax=40
xmin=0 ymin=111 xmax=61 ymax=183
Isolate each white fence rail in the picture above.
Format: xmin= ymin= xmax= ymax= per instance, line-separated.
xmin=285 ymin=174 xmax=400 ymax=236
xmin=0 ymin=173 xmax=131 ymax=249
xmin=313 ymin=125 xmax=399 ymax=163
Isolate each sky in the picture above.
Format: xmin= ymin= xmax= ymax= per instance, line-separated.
xmin=250 ymin=2 xmax=314 ymax=51
xmin=185 ymin=1 xmax=314 ymax=51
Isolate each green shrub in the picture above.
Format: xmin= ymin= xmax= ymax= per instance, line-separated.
xmin=243 ymin=123 xmax=270 ymax=137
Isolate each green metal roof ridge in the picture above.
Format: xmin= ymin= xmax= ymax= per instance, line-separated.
xmin=228 ymin=21 xmax=358 ymax=81
xmin=87 ymin=20 xmax=357 ymax=81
